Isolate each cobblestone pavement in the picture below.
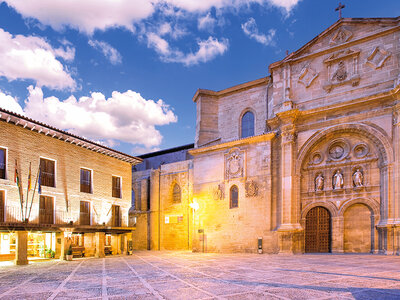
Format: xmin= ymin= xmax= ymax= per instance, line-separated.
xmin=0 ymin=251 xmax=399 ymax=299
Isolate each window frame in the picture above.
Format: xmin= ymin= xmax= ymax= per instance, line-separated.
xmin=112 ymin=175 xmax=122 ymax=198
xmin=240 ymin=109 xmax=255 ymax=139
xmin=111 ymin=204 xmax=121 ymax=227
xmin=0 ymin=190 xmax=6 ymax=222
xmin=80 ymin=167 xmax=93 ymax=194
xmin=229 ymin=185 xmax=239 ymax=209
xmin=0 ymin=147 xmax=7 ymax=180
xmin=79 ymin=200 xmax=91 ymax=226
xmin=39 ymin=194 xmax=55 ymax=224
xmin=39 ymin=157 xmax=57 ymax=188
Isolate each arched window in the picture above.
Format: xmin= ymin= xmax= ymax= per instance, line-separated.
xmin=230 ymin=185 xmax=238 ymax=209
xmin=241 ymin=111 xmax=254 ymax=138
xmin=172 ymin=183 xmax=181 ymax=203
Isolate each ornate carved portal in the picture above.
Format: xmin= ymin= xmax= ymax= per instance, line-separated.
xmin=300 ymin=129 xmax=384 ymax=253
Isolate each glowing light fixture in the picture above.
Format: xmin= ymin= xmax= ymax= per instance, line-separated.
xmin=189 ymin=201 xmax=199 ymax=211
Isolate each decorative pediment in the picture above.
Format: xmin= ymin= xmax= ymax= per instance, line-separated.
xmin=324 ymin=49 xmax=360 ymax=64
xmin=366 ymin=46 xmax=391 ymax=69
xmin=329 ymin=27 xmax=353 ymax=45
xmin=323 ymin=48 xmax=361 ymax=92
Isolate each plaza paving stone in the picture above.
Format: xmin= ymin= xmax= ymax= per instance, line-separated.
xmin=0 ymin=251 xmax=398 ymax=299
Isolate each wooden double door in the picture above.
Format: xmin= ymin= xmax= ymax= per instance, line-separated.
xmin=305 ymin=206 xmax=331 ymax=253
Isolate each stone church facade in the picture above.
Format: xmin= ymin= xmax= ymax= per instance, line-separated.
xmin=131 ymin=17 xmax=400 ymax=254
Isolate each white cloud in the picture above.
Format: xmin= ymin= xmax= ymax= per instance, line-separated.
xmin=157 ymin=22 xmax=187 ymax=40
xmin=0 ymin=28 xmax=75 ymax=90
xmin=241 ymin=18 xmax=276 ymax=46
xmin=0 ymin=90 xmax=24 ymax=114
xmin=147 ymin=33 xmax=228 ymax=66
xmin=22 ymin=86 xmax=177 ymax=148
xmin=2 ymin=0 xmax=155 ymax=34
xmin=198 ymin=13 xmax=216 ymax=31
xmin=88 ymin=40 xmax=122 ymax=65
xmin=2 ymin=0 xmax=300 ymax=33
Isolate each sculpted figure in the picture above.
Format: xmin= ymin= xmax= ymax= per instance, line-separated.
xmin=333 ymin=170 xmax=344 ymax=189
xmin=315 ymin=174 xmax=324 ymax=191
xmin=353 ymin=169 xmax=363 ymax=187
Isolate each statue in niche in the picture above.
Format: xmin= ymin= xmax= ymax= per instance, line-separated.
xmin=315 ymin=174 xmax=324 ymax=191
xmin=353 ymin=169 xmax=364 ymax=187
xmin=333 ymin=170 xmax=344 ymax=190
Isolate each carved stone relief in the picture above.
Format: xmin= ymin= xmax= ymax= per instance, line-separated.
xmin=315 ymin=173 xmax=324 ymax=191
xmin=353 ymin=168 xmax=364 ymax=187
xmin=366 ymin=46 xmax=391 ymax=69
xmin=330 ymin=27 xmax=353 ymax=45
xmin=298 ymin=64 xmax=319 ymax=88
xmin=353 ymin=143 xmax=369 ymax=158
xmin=323 ymin=49 xmax=360 ymax=92
xmin=212 ymin=184 xmax=224 ymax=200
xmin=327 ymin=139 xmax=349 ymax=161
xmin=225 ymin=148 xmax=245 ymax=180
xmin=245 ymin=180 xmax=258 ymax=197
xmin=309 ymin=151 xmax=323 ymax=165
xmin=302 ymin=136 xmax=378 ymax=200
xmin=332 ymin=170 xmax=344 ymax=189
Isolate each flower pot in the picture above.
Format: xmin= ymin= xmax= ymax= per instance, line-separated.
xmin=66 ymin=254 xmax=73 ymax=261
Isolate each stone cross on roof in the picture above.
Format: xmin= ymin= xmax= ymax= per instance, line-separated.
xmin=335 ymin=2 xmax=345 ymax=19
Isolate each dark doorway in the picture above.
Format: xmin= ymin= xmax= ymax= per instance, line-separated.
xmin=305 ymin=206 xmax=331 ymax=253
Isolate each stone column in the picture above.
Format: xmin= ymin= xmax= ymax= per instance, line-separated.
xmin=95 ymin=232 xmax=105 ymax=258
xmin=15 ymin=231 xmax=28 ymax=265
xmin=331 ymin=216 xmax=344 ymax=253
xmin=276 ymin=108 xmax=302 ymax=253
xmin=56 ymin=232 xmax=65 ymax=260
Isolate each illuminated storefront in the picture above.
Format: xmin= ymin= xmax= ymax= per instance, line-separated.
xmin=0 ymin=232 xmax=56 ymax=260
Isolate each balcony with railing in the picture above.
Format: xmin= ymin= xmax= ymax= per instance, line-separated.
xmin=0 ymin=206 xmax=128 ymax=229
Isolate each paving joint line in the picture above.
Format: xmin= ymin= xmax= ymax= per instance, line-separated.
xmin=132 ymin=254 xmax=225 ymax=300
xmin=47 ymin=260 xmax=85 ymax=300
xmin=121 ymin=256 xmax=164 ymax=300
xmin=102 ymin=258 xmax=108 ymax=300
xmin=0 ymin=260 xmax=62 ymax=299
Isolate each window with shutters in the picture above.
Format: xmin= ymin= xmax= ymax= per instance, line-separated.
xmin=39 ymin=195 xmax=54 ymax=224
xmin=80 ymin=201 xmax=91 ymax=225
xmin=241 ymin=111 xmax=255 ymax=138
xmin=0 ymin=191 xmax=4 ymax=222
xmin=112 ymin=176 xmax=121 ymax=198
xmin=0 ymin=148 xmax=5 ymax=180
xmin=230 ymin=185 xmax=238 ymax=209
xmin=112 ymin=205 xmax=121 ymax=227
xmin=172 ymin=183 xmax=181 ymax=204
xmin=80 ymin=169 xmax=92 ymax=193
xmin=40 ymin=158 xmax=55 ymax=187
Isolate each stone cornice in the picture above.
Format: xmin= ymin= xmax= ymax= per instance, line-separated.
xmin=192 ymin=77 xmax=270 ymax=102
xmin=300 ymin=85 xmax=399 ymax=119
xmin=189 ymin=132 xmax=275 ymax=156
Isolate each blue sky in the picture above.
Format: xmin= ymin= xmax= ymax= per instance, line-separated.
xmin=0 ymin=0 xmax=399 ymax=155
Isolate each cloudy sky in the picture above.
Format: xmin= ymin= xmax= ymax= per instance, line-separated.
xmin=0 ymin=0 xmax=398 ymax=155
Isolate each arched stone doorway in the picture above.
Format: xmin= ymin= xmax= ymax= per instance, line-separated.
xmin=344 ymin=203 xmax=373 ymax=253
xmin=297 ymin=124 xmax=390 ymax=253
xmin=305 ymin=206 xmax=331 ymax=253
